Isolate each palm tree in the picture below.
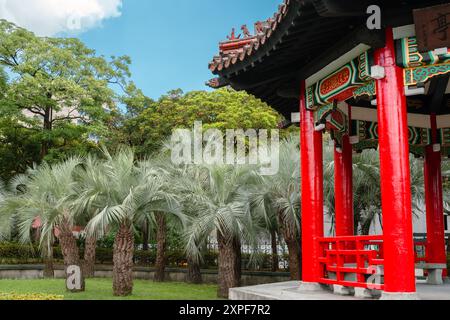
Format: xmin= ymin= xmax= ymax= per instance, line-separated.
xmin=156 ymin=140 xmax=207 ymax=284
xmin=0 ymin=175 xmax=55 ymax=277
xmin=1 ymin=158 xmax=86 ymax=291
xmin=72 ymin=155 xmax=104 ymax=278
xmin=182 ymin=164 xmax=261 ymax=298
xmin=250 ymin=136 xmax=301 ymax=280
xmin=168 ymin=164 xmax=208 ymax=284
xmin=79 ymin=148 xmax=181 ymax=296
xmin=137 ymin=157 xmax=186 ymax=282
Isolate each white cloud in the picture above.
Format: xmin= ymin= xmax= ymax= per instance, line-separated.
xmin=0 ymin=0 xmax=122 ymax=36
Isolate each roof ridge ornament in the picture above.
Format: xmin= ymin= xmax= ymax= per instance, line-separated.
xmin=226 ymin=28 xmax=241 ymax=41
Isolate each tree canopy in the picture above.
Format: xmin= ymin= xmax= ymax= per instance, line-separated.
xmin=110 ymin=88 xmax=282 ymax=157
xmin=0 ymin=20 xmax=140 ymax=179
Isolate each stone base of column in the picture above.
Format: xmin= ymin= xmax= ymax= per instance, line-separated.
xmin=427 ymin=269 xmax=444 ymax=285
xmin=298 ymin=282 xmax=329 ymax=292
xmin=354 ymin=288 xmax=381 ymax=299
xmin=380 ymin=292 xmax=420 ymax=300
xmin=333 ymin=285 xmax=353 ymax=296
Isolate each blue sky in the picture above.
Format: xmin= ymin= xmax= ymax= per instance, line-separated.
xmin=77 ymin=0 xmax=282 ymax=100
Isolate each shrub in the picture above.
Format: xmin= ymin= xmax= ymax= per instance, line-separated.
xmin=202 ymin=252 xmax=218 ymax=269
xmin=95 ymin=248 xmax=114 ymax=264
xmin=0 ymin=242 xmax=280 ymax=271
xmin=0 ymin=242 xmax=65 ymax=264
xmin=134 ymin=250 xmax=155 ymax=265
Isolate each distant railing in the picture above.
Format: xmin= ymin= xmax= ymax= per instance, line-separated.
xmin=414 ymin=240 xmax=427 ymax=264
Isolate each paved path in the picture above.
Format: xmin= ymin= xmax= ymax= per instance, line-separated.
xmin=229 ymin=281 xmax=450 ymax=300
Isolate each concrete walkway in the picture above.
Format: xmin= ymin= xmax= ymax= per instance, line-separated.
xmin=229 ymin=281 xmax=450 ymax=300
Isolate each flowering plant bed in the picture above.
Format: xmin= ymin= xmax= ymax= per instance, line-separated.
xmin=0 ymin=293 xmax=64 ymax=300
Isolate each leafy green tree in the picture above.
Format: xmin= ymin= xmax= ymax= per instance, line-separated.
xmin=0 ymin=117 xmax=41 ymax=181
xmin=0 ymin=20 xmax=133 ymax=162
xmin=113 ymin=88 xmax=281 ymax=157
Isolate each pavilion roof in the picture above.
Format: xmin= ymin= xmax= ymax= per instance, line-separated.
xmin=207 ymin=0 xmax=449 ymax=120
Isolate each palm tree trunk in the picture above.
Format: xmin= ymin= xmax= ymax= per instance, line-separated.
xmin=217 ymin=232 xmax=241 ymax=298
xmin=285 ymin=238 xmax=302 ymax=280
xmin=270 ymin=229 xmax=279 ymax=272
xmin=279 ymin=213 xmax=302 ymax=280
xmin=187 ymin=257 xmax=203 ymax=284
xmin=154 ymin=213 xmax=167 ymax=282
xmin=43 ymin=244 xmax=54 ymax=278
xmin=142 ymin=222 xmax=149 ymax=251
xmin=113 ymin=223 xmax=134 ymax=296
xmin=59 ymin=227 xmax=85 ymax=292
xmin=83 ymin=236 xmax=96 ymax=278
xmin=234 ymin=237 xmax=241 ymax=281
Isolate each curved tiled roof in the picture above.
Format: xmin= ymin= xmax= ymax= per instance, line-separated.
xmin=208 ymin=0 xmax=291 ymax=75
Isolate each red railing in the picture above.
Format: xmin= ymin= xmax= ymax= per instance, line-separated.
xmin=318 ymin=236 xmax=385 ymax=290
xmin=318 ymin=236 xmax=429 ymax=290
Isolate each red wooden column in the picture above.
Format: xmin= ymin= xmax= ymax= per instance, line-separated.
xmin=300 ymin=80 xmax=324 ymax=283
xmin=374 ymin=28 xmax=416 ymax=295
xmin=424 ymin=115 xmax=446 ymax=273
xmin=334 ymin=107 xmax=354 ymax=237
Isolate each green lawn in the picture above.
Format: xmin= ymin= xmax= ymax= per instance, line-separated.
xmin=0 ymin=278 xmax=219 ymax=300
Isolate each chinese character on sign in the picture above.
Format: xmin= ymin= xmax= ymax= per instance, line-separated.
xmin=432 ymin=13 xmax=450 ymax=41
xmin=414 ymin=4 xmax=450 ymax=52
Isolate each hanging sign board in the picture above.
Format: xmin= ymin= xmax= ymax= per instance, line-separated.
xmin=413 ymin=4 xmax=450 ymax=52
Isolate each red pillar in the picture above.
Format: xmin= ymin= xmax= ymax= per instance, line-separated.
xmin=334 ymin=111 xmax=354 ymax=237
xmin=424 ymin=115 xmax=446 ymax=270
xmin=300 ymin=80 xmax=324 ymax=283
xmin=375 ymin=28 xmax=416 ymax=294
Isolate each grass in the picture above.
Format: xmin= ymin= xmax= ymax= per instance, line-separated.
xmin=0 ymin=278 xmax=219 ymax=300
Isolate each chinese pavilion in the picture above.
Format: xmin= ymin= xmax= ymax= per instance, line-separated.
xmin=208 ymin=0 xmax=450 ymax=299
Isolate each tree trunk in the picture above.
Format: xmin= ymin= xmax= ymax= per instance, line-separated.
xmin=270 ymin=229 xmax=279 ymax=272
xmin=59 ymin=226 xmax=85 ymax=292
xmin=43 ymin=245 xmax=54 ymax=278
xmin=142 ymin=222 xmax=149 ymax=251
xmin=83 ymin=236 xmax=96 ymax=278
xmin=113 ymin=223 xmax=134 ymax=296
xmin=279 ymin=211 xmax=302 ymax=280
xmin=217 ymin=232 xmax=241 ymax=298
xmin=40 ymin=107 xmax=52 ymax=160
xmin=154 ymin=213 xmax=167 ymax=282
xmin=285 ymin=238 xmax=302 ymax=280
xmin=234 ymin=237 xmax=241 ymax=281
xmin=187 ymin=257 xmax=203 ymax=284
